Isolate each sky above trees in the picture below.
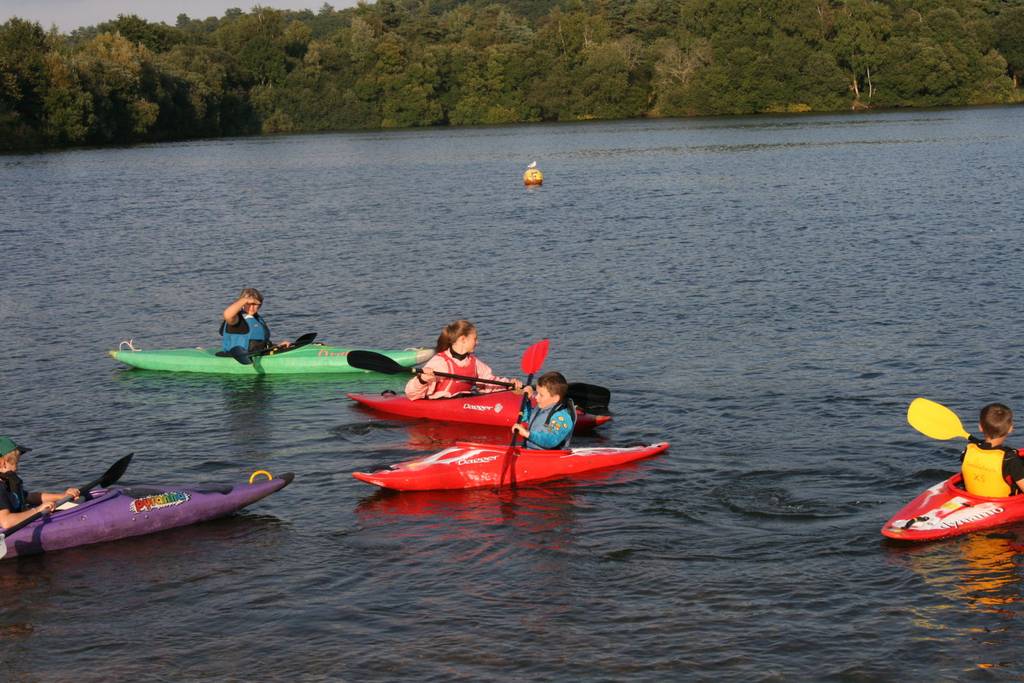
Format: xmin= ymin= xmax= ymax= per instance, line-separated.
xmin=1 ymin=0 xmax=356 ymax=33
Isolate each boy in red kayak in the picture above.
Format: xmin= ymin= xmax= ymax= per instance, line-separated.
xmin=512 ymin=372 xmax=577 ymax=450
xmin=405 ymin=319 xmax=521 ymax=399
xmin=0 ymin=436 xmax=81 ymax=530
xmin=960 ymin=404 xmax=1024 ymax=497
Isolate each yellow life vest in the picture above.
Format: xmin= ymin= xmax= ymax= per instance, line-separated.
xmin=962 ymin=442 xmax=1014 ymax=497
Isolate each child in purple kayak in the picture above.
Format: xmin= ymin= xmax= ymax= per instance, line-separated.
xmin=0 ymin=436 xmax=81 ymax=530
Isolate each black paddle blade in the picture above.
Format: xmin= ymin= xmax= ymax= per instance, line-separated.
xmin=291 ymin=332 xmax=317 ymax=348
xmin=96 ymin=453 xmax=134 ymax=489
xmin=347 ymin=350 xmax=408 ymax=374
xmin=225 ymin=347 xmax=253 ymax=365
xmin=568 ymin=383 xmax=612 ymax=415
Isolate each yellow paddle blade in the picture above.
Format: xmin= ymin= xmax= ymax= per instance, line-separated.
xmin=907 ymin=397 xmax=971 ymax=440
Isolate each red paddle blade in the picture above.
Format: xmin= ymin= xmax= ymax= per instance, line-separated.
xmin=520 ymin=339 xmax=550 ymax=375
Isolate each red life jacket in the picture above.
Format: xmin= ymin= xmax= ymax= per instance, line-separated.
xmin=431 ymin=351 xmax=478 ymax=397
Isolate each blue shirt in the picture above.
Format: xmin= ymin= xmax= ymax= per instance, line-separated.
xmin=521 ymin=401 xmax=575 ymax=450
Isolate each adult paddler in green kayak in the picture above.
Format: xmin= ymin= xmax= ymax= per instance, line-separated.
xmin=219 ymin=288 xmax=291 ymax=356
xmin=0 ymin=436 xmax=81 ymax=531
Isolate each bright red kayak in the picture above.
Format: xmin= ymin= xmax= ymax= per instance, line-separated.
xmin=347 ymin=390 xmax=611 ymax=432
xmin=881 ymin=473 xmax=1024 ymax=542
xmin=352 ymin=441 xmax=668 ymax=491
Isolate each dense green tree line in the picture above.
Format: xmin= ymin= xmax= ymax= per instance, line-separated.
xmin=2 ymin=0 xmax=1022 ymax=151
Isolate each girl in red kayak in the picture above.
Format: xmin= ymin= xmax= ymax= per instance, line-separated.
xmin=405 ymin=319 xmax=522 ymax=400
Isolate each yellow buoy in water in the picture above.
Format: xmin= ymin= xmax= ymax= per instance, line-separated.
xmin=523 ymin=160 xmax=543 ymax=186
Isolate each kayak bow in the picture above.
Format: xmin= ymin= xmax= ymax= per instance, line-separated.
xmin=882 ymin=473 xmax=1024 ymax=542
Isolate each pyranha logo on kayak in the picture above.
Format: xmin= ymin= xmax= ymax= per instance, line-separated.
xmin=940 ymin=504 xmax=1004 ymax=529
xmin=130 ymin=491 xmax=191 ymax=514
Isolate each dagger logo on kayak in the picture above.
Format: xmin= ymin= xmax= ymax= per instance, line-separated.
xmin=460 ymin=455 xmax=499 ymax=465
xmin=403 ymin=447 xmax=499 ymax=470
xmin=130 ymin=491 xmax=190 ymax=514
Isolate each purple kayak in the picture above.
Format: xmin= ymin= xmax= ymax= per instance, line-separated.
xmin=1 ymin=473 xmax=292 ymax=559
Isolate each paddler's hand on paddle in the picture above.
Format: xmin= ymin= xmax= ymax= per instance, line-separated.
xmin=36 ymin=500 xmax=57 ymax=516
xmin=417 ymin=367 xmax=437 ymax=384
xmin=512 ymin=422 xmax=530 ymax=439
xmin=63 ymin=487 xmax=81 ymax=501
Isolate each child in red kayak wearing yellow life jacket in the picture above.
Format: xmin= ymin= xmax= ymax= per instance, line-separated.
xmin=960 ymin=403 xmax=1024 ymax=497
xmin=405 ymin=319 xmax=522 ymax=400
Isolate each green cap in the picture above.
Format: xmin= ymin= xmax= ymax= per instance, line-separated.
xmin=0 ymin=436 xmax=31 ymax=457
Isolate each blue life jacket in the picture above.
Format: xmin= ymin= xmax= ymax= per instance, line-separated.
xmin=524 ymin=399 xmax=576 ymax=450
xmin=220 ymin=313 xmax=270 ymax=353
xmin=0 ymin=472 xmax=28 ymax=514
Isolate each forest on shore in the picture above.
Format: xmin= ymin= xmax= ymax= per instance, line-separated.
xmin=2 ymin=0 xmax=1023 ymax=151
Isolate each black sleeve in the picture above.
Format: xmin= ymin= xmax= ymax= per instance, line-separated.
xmin=1004 ymin=452 xmax=1024 ymax=483
xmin=223 ymin=317 xmax=250 ymax=334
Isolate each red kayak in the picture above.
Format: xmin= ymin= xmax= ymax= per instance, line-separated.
xmin=347 ymin=390 xmax=612 ymax=432
xmin=881 ymin=473 xmax=1024 ymax=542
xmin=352 ymin=441 xmax=669 ymax=491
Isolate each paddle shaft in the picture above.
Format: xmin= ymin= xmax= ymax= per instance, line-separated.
xmin=499 ymin=374 xmax=535 ymax=489
xmin=228 ymin=332 xmax=317 ymax=365
xmin=347 ymin=350 xmax=516 ymax=387
xmin=255 ymin=332 xmax=317 ymax=358
xmin=413 ymin=368 xmax=515 ymax=389
xmin=493 ymin=340 xmax=550 ymax=490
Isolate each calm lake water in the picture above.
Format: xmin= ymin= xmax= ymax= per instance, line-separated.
xmin=3 ymin=105 xmax=1024 ymax=680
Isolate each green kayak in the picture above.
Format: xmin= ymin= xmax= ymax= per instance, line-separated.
xmin=109 ymin=344 xmax=432 ymax=375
